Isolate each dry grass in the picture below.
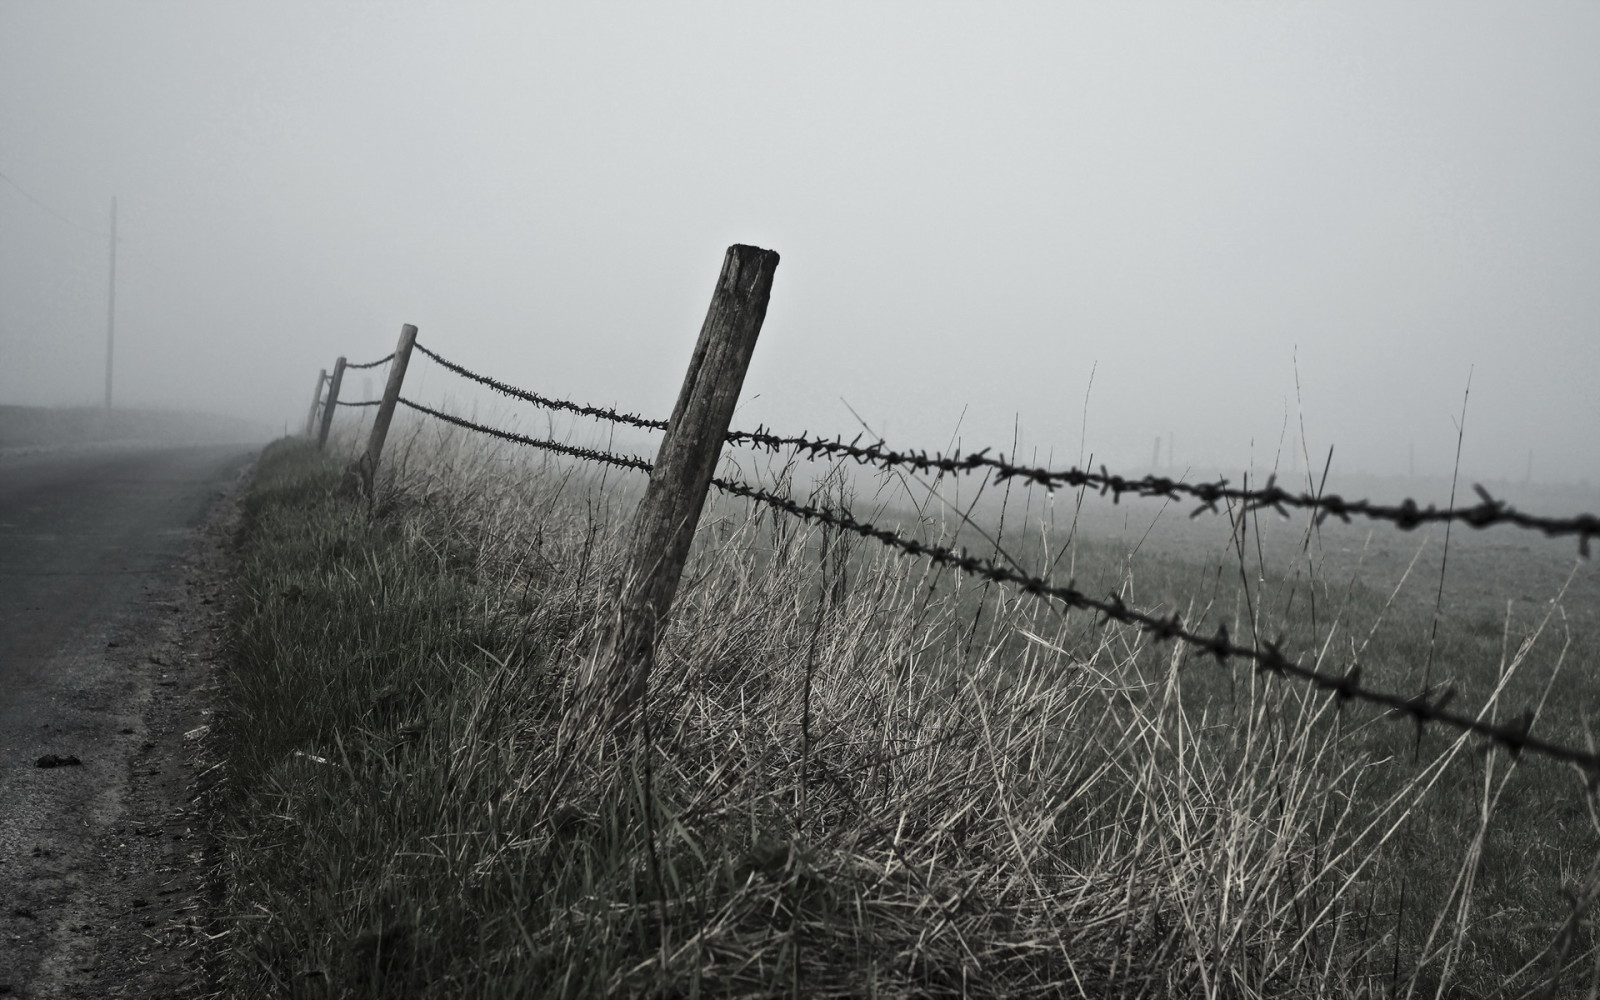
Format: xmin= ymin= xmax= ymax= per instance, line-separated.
xmin=211 ymin=426 xmax=1600 ymax=998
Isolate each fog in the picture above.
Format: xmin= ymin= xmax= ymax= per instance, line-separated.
xmin=3 ymin=3 xmax=1597 ymax=486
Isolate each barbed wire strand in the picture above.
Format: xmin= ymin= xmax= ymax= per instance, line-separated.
xmin=398 ymin=398 xmax=653 ymax=475
xmin=414 ymin=341 xmax=669 ymax=432
xmin=726 ymin=430 xmax=1600 ymax=557
xmin=344 ymin=353 xmax=395 ymax=370
xmin=395 ymin=343 xmax=1600 ymax=554
xmin=336 ymin=400 xmax=383 ymax=408
xmin=705 ymin=477 xmax=1600 ymax=772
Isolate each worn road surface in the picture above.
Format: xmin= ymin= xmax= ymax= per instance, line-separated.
xmin=0 ymin=443 xmax=256 ymax=998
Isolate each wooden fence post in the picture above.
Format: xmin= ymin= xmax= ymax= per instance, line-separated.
xmin=592 ymin=244 xmax=779 ymax=727
xmin=317 ymin=357 xmax=347 ymax=449
xmin=304 ymin=368 xmax=327 ymax=437
xmin=353 ymin=324 xmax=418 ymax=495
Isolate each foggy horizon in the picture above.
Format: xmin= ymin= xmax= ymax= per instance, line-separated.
xmin=4 ymin=3 xmax=1597 ymax=487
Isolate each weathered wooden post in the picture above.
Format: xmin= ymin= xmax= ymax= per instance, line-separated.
xmin=304 ymin=368 xmax=327 ymax=437
xmin=353 ymin=324 xmax=419 ymax=495
xmin=591 ymin=244 xmax=779 ymax=727
xmin=316 ymin=356 xmax=347 ymax=449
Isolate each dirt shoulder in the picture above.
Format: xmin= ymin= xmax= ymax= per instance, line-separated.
xmin=0 ymin=459 xmax=248 ymax=1000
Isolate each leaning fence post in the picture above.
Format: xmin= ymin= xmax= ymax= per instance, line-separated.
xmin=353 ymin=324 xmax=418 ymax=495
xmin=304 ymin=368 xmax=327 ymax=437
xmin=591 ymin=244 xmax=779 ymax=728
xmin=316 ymin=357 xmax=347 ymax=449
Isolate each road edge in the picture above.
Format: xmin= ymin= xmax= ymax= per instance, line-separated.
xmin=18 ymin=454 xmax=254 ymax=999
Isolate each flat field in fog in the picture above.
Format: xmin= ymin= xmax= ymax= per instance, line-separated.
xmin=1049 ymin=476 xmax=1600 ymax=632
xmin=0 ymin=403 xmax=269 ymax=450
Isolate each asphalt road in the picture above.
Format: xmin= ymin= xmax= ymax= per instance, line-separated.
xmin=0 ymin=442 xmax=256 ymax=996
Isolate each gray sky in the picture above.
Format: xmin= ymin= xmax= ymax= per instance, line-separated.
xmin=3 ymin=2 xmax=1597 ymax=484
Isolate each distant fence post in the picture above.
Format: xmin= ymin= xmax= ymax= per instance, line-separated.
xmin=316 ymin=357 xmax=347 ymax=449
xmin=304 ymin=368 xmax=328 ymax=437
xmin=352 ymin=324 xmax=418 ymax=495
xmin=591 ymin=244 xmax=779 ymax=729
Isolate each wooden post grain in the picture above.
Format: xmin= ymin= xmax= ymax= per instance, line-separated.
xmin=354 ymin=324 xmax=418 ymax=494
xmin=304 ymin=368 xmax=328 ymax=437
xmin=317 ymin=356 xmax=347 ymax=449
xmin=594 ymin=244 xmax=779 ymax=726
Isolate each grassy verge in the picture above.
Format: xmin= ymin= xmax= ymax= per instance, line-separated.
xmin=215 ymin=434 xmax=1598 ymax=997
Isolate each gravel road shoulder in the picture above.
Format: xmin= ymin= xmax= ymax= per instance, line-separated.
xmin=0 ymin=462 xmax=248 ymax=999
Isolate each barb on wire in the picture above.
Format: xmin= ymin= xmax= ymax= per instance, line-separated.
xmin=726 ymin=429 xmax=1600 ymax=556
xmin=706 ymin=476 xmax=1600 ymax=773
xmin=414 ymin=342 xmax=669 ymax=433
xmin=344 ymin=353 xmax=395 ymax=370
xmin=398 ymin=398 xmax=654 ymax=475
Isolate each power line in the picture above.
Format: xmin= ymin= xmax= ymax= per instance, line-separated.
xmin=0 ymin=168 xmax=111 ymax=239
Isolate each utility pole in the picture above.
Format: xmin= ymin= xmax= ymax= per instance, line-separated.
xmin=104 ymin=196 xmax=117 ymax=410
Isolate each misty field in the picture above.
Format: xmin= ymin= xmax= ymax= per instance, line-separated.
xmin=212 ymin=428 xmax=1600 ymax=998
xmin=0 ymin=403 xmax=267 ymax=450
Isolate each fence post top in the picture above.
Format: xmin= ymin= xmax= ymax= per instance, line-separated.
xmin=726 ymin=245 xmax=779 ymax=272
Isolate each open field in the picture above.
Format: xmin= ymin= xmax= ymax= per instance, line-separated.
xmin=1034 ymin=475 xmax=1600 ymax=635
xmin=212 ymin=429 xmax=1600 ymax=997
xmin=0 ymin=403 xmax=270 ymax=451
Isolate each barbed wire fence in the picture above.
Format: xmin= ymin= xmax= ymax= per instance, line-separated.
xmin=395 ymin=337 xmax=1600 ymax=556
xmin=293 ymin=243 xmax=1600 ymax=1000
xmin=305 ymin=331 xmax=1600 ymax=776
xmin=304 ymin=243 xmax=1595 ymax=789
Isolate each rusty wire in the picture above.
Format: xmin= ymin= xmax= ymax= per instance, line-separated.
xmin=344 ymin=352 xmax=394 ymax=370
xmin=414 ymin=342 xmax=669 ymax=432
xmin=397 ymin=398 xmax=654 ymax=475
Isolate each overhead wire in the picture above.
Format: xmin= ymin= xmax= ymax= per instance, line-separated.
xmin=0 ymin=168 xmax=111 ymax=239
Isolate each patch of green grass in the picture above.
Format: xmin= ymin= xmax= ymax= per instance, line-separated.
xmin=212 ymin=434 xmax=1600 ymax=997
